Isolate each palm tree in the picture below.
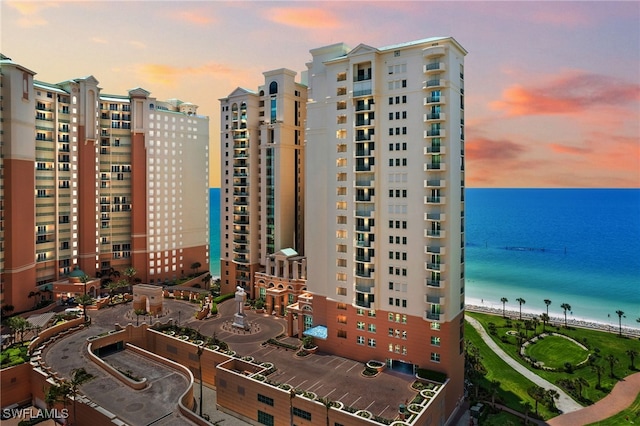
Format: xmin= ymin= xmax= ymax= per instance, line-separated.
xmin=545 ymin=389 xmax=560 ymax=411
xmin=544 ymin=299 xmax=552 ymax=316
xmin=76 ymin=294 xmax=93 ymax=322
xmin=560 ymin=303 xmax=571 ymax=328
xmin=626 ymin=349 xmax=638 ymax=370
xmin=591 ymin=362 xmax=604 ymax=389
xmin=573 ymin=377 xmax=589 ymax=400
xmin=201 ymin=273 xmax=212 ymax=290
xmin=615 ymin=310 xmax=625 ymax=336
xmin=531 ymin=316 xmax=540 ymax=335
xmin=540 ymin=313 xmax=550 ymax=332
xmin=489 ymin=380 xmax=501 ymax=408
xmin=516 ymin=298 xmax=525 ymax=320
xmin=123 ymin=267 xmax=137 ymax=292
xmin=134 ymin=309 xmax=146 ymax=326
xmin=191 ymin=262 xmax=202 ymax=276
xmin=605 ymin=354 xmax=619 ymax=378
xmin=521 ymin=401 xmax=532 ymax=425
xmin=527 ymin=385 xmax=545 ymax=415
xmin=500 ymin=297 xmax=508 ymax=318
xmin=68 ymin=368 xmax=93 ymax=425
xmin=6 ymin=316 xmax=31 ymax=343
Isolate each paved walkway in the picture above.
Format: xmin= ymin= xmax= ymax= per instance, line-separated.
xmin=547 ymin=371 xmax=640 ymax=426
xmin=466 ymin=316 xmax=583 ymax=414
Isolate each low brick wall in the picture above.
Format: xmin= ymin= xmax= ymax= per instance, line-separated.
xmin=27 ymin=317 xmax=84 ymax=354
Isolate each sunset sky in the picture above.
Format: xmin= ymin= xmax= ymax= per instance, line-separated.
xmin=3 ymin=1 xmax=639 ymax=188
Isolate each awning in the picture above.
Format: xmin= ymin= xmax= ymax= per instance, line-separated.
xmin=303 ymin=325 xmax=327 ymax=340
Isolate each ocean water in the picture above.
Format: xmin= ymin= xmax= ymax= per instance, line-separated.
xmin=465 ymin=188 xmax=640 ymax=328
xmin=208 ymin=188 xmax=640 ymax=328
xmin=209 ymin=188 xmax=220 ymax=277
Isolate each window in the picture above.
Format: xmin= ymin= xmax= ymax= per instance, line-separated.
xmin=337 ymin=287 xmax=347 ymax=296
xmin=431 ymin=322 xmax=441 ymax=331
xmin=367 ymin=338 xmax=376 ymax=347
xmin=367 ymin=324 xmax=376 ymax=333
xmin=257 ymin=394 xmax=274 ymax=406
xmin=431 ymin=352 xmax=441 ymax=362
xmin=357 ymin=336 xmax=365 ymax=345
xmin=337 ymin=330 xmax=347 ymax=339
xmin=357 ymin=308 xmax=365 ymax=316
xmin=357 ymin=321 xmax=365 ymax=330
xmin=257 ymin=410 xmax=274 ymax=426
xmin=431 ymin=336 xmax=441 ymax=346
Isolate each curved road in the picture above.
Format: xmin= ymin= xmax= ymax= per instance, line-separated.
xmin=466 ymin=316 xmax=583 ymax=413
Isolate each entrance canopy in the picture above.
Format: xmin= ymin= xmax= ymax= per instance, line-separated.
xmin=303 ymin=325 xmax=327 ymax=340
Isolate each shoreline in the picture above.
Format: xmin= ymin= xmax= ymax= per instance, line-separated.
xmin=466 ymin=304 xmax=640 ymax=338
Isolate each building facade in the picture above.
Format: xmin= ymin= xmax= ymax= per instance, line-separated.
xmin=219 ymin=69 xmax=307 ymax=298
xmin=1 ymin=55 xmax=209 ymax=313
xmin=303 ymin=38 xmax=467 ymax=421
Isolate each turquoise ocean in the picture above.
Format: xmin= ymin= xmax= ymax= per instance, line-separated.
xmin=209 ymin=188 xmax=640 ymax=329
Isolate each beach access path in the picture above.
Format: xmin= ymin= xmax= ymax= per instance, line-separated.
xmin=466 ymin=316 xmax=583 ymax=414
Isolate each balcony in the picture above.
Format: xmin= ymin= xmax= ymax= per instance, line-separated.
xmin=355 ymin=178 xmax=374 ymax=188
xmin=355 ymin=103 xmax=374 ymax=112
xmin=426 ymin=295 xmax=445 ymax=305
xmin=355 ymin=134 xmax=373 ymax=142
xmin=424 ymin=145 xmax=446 ymax=155
xmin=355 ymin=149 xmax=374 ymax=157
xmin=425 ymin=162 xmax=446 ymax=171
xmin=233 ymin=227 xmax=249 ymax=235
xmin=425 ymin=229 xmax=446 ymax=239
xmin=424 ymin=96 xmax=446 ymax=105
xmin=425 ymin=213 xmax=445 ymax=221
xmin=424 ymin=112 xmax=446 ymax=122
xmin=425 ymin=262 xmax=445 ymax=272
xmin=423 ymin=45 xmax=446 ymax=57
xmin=423 ymin=62 xmax=446 ymax=73
xmin=424 ymin=179 xmax=446 ymax=188
xmin=355 ymin=224 xmax=374 ymax=232
xmin=355 ymin=254 xmax=374 ymax=263
xmin=355 ymin=239 xmax=372 ymax=248
xmin=355 ymin=119 xmax=374 ymax=127
xmin=425 ymin=312 xmax=443 ymax=322
xmin=424 ymin=129 xmax=446 ymax=138
xmin=355 ymin=194 xmax=374 ymax=202
xmin=233 ymin=237 xmax=248 ymax=244
xmin=233 ymin=152 xmax=248 ymax=159
xmin=423 ymin=79 xmax=447 ymax=89
xmin=234 ymin=198 xmax=249 ymax=206
xmin=355 ymin=209 xmax=374 ymax=218
xmin=233 ymin=219 xmax=249 ymax=225
xmin=425 ymin=196 xmax=446 ymax=205
xmin=355 ymin=268 xmax=374 ymax=278
xmin=425 ymin=246 xmax=446 ymax=256
xmin=233 ymin=172 xmax=248 ymax=177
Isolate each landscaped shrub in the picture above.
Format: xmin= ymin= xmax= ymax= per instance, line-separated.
xmin=210 ymin=302 xmax=218 ymax=315
xmin=213 ymin=293 xmax=235 ymax=304
xmin=416 ymin=368 xmax=447 ymax=383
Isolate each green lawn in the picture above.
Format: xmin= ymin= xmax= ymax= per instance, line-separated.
xmin=465 ymin=322 xmax=556 ymax=420
xmin=524 ymin=335 xmax=589 ymax=369
xmin=468 ymin=311 xmax=640 ymax=405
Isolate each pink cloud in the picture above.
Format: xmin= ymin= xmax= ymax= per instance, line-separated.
xmin=266 ymin=7 xmax=342 ymax=29
xmin=136 ymin=62 xmax=240 ymax=87
xmin=7 ymin=1 xmax=59 ymax=27
xmin=466 ymin=137 xmax=528 ymax=162
xmin=491 ymin=71 xmax=640 ymax=116
xmin=548 ymin=144 xmax=591 ymax=155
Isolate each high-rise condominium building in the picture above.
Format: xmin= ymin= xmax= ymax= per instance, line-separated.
xmin=1 ymin=55 xmax=209 ymax=313
xmin=219 ymin=69 xmax=307 ymax=298
xmin=303 ymin=37 xmax=467 ymax=420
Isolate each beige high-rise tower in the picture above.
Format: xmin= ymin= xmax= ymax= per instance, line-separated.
xmin=303 ymin=37 xmax=467 ymax=421
xmin=0 ymin=55 xmax=209 ymax=313
xmin=219 ymin=69 xmax=307 ymax=298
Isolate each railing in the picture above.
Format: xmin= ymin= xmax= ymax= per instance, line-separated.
xmin=426 ymin=279 xmax=441 ymax=288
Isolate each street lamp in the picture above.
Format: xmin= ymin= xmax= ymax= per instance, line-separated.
xmin=197 ymin=344 xmax=204 ymax=417
xmin=81 ymin=275 xmax=90 ymax=323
